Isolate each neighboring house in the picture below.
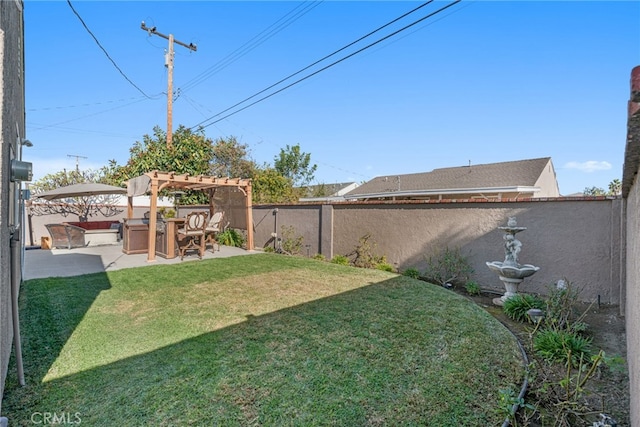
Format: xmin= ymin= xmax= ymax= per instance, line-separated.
xmin=298 ymin=182 xmax=359 ymax=203
xmin=344 ymin=157 xmax=560 ymax=201
xmin=0 ymin=0 xmax=27 ymax=419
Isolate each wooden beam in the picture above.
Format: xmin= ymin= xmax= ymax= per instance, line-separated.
xmin=245 ymin=183 xmax=254 ymax=251
xmin=127 ymin=196 xmax=134 ymax=219
xmin=147 ymin=178 xmax=159 ymax=262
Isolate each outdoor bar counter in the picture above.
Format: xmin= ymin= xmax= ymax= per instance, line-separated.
xmin=122 ymin=218 xmax=149 ymax=255
xmin=122 ymin=218 xmax=184 ymax=259
xmin=154 ymin=218 xmax=185 ymax=259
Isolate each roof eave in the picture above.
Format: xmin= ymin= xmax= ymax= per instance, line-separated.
xmin=345 ymin=186 xmax=541 ymax=200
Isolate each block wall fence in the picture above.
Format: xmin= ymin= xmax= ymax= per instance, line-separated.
xmin=28 ymin=197 xmax=625 ymax=306
xmin=251 ymin=198 xmax=625 ymax=305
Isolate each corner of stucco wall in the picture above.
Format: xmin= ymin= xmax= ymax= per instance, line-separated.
xmin=624 ymin=64 xmax=640 ymax=427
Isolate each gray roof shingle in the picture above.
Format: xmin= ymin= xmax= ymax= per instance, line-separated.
xmin=346 ymin=157 xmax=552 ymax=196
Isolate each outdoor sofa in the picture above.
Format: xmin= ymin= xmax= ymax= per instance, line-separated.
xmin=45 ymin=221 xmax=122 ymax=249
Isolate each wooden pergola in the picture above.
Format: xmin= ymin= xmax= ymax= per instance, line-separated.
xmin=126 ymin=171 xmax=253 ymax=262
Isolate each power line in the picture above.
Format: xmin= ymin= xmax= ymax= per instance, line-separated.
xmin=66 ymin=0 xmax=153 ymax=99
xmin=27 ymin=95 xmax=161 ymax=112
xmin=27 ymin=121 xmax=141 ymax=139
xmin=191 ymin=0 xmax=462 ymax=130
xmin=29 ymin=97 xmax=150 ymax=132
xmin=190 ymin=1 xmax=434 ymax=130
xmin=179 ymin=1 xmax=324 ymax=94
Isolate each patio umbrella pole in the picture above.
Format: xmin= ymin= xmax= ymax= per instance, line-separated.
xmin=10 ymin=232 xmax=25 ymax=386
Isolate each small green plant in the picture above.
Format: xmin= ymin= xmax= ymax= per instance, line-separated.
xmin=263 ymin=246 xmax=275 ymax=253
xmin=376 ymin=262 xmax=395 ymax=272
xmin=346 ymin=234 xmax=385 ymax=269
xmin=280 ymin=225 xmax=304 ymax=255
xmin=312 ymin=253 xmax=326 ymax=262
xmin=464 ymin=280 xmax=481 ymax=296
xmin=496 ymin=387 xmax=535 ymax=427
xmin=158 ymin=207 xmax=176 ymax=218
xmin=422 ymin=246 xmax=473 ymax=287
xmin=531 ymin=350 xmax=611 ymax=426
xmin=533 ymin=329 xmax=592 ymax=365
xmin=544 ymin=279 xmax=589 ymax=333
xmin=217 ymin=228 xmax=245 ymax=248
xmin=402 ymin=267 xmax=421 ymax=279
xmin=503 ymin=294 xmax=546 ymax=323
xmin=330 ymin=255 xmax=350 ymax=265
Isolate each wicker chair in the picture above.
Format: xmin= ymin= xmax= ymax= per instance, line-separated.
xmin=45 ymin=224 xmax=87 ymax=249
xmin=177 ymin=211 xmax=208 ymax=260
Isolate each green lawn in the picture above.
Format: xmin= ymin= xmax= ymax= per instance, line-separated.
xmin=3 ymin=253 xmax=523 ymax=426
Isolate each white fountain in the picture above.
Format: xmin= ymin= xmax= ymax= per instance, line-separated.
xmin=486 ymin=217 xmax=540 ymax=306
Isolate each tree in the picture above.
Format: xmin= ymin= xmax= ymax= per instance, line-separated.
xmin=103 ymin=126 xmax=303 ymax=205
xmin=608 ymin=179 xmax=621 ymax=196
xmin=211 ymin=136 xmax=256 ymax=178
xmin=582 ymin=186 xmax=606 ymax=196
xmin=104 ymin=125 xmax=215 ymax=204
xmin=274 ymin=144 xmax=317 ymax=188
xmin=28 ymin=169 xmax=122 ymax=221
xmin=109 ymin=125 xmax=213 ymax=182
xmin=583 ymin=179 xmax=621 ymax=197
xmin=252 ymin=168 xmax=297 ymax=204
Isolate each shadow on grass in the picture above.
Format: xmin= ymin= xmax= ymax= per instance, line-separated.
xmin=4 ymin=259 xmax=524 ymax=426
xmin=12 ymin=270 xmax=112 ymax=385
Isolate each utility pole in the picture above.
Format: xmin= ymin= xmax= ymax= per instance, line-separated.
xmin=141 ymin=22 xmax=197 ymax=150
xmin=67 ymin=154 xmax=87 ymax=172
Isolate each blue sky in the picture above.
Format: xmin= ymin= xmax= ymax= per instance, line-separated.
xmin=23 ymin=1 xmax=639 ymax=195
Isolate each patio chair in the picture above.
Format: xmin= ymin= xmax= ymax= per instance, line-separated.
xmin=45 ymin=223 xmax=87 ymax=249
xmin=205 ymin=211 xmax=224 ymax=252
xmin=177 ymin=211 xmax=208 ymax=260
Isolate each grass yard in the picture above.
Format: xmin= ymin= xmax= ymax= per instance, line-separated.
xmin=3 ymin=253 xmax=523 ymax=426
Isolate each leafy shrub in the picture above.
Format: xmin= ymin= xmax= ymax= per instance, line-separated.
xmin=330 ymin=255 xmax=350 ymax=265
xmin=544 ymin=279 xmax=588 ymax=333
xmin=346 ymin=234 xmax=385 ymax=269
xmin=533 ymin=329 xmax=592 ymax=365
xmin=217 ymin=228 xmax=245 ymax=248
xmin=158 ymin=207 xmax=176 ymax=218
xmin=280 ymin=225 xmax=303 ymax=255
xmin=503 ymin=294 xmax=546 ymax=323
xmin=312 ymin=253 xmax=326 ymax=262
xmin=464 ymin=280 xmax=481 ymax=296
xmin=263 ymin=246 xmax=274 ymax=253
xmin=422 ymin=246 xmax=473 ymax=287
xmin=402 ymin=267 xmax=421 ymax=279
xmin=376 ymin=262 xmax=395 ymax=272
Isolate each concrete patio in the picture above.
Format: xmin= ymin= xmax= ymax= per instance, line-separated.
xmin=23 ymin=243 xmax=257 ymax=280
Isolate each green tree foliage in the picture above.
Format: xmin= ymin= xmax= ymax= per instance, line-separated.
xmin=582 ymin=186 xmax=606 ymax=196
xmin=102 ymin=126 xmax=308 ymax=205
xmin=274 ymin=144 xmax=317 ymax=188
xmin=104 ymin=126 xmax=216 ymax=204
xmin=211 ymin=136 xmax=256 ymax=178
xmin=29 ymin=169 xmax=122 ymax=221
xmin=608 ymin=178 xmax=621 ymax=195
xmin=252 ymin=168 xmax=297 ymax=204
xmin=109 ymin=126 xmax=213 ymax=183
xmin=583 ymin=179 xmax=621 ymax=196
